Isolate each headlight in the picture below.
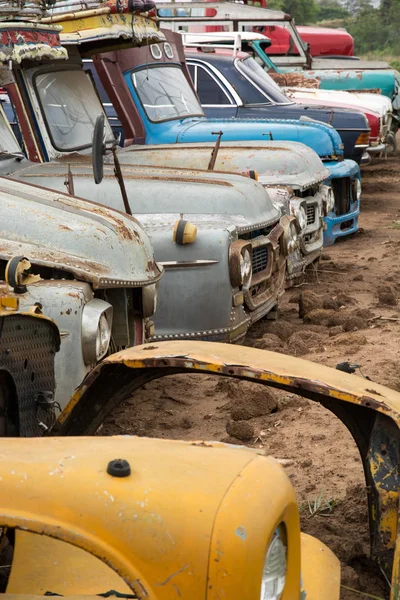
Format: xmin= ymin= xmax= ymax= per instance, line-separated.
xmin=240 ymin=249 xmax=252 ymax=289
xmin=261 ymin=529 xmax=287 ymax=600
xmin=295 ymin=206 xmax=307 ymax=231
xmin=96 ymin=313 xmax=111 ymax=360
xmin=229 ymin=240 xmax=252 ymax=290
xmin=142 ymin=282 xmax=158 ymax=318
xmin=352 ymin=177 xmax=361 ymax=201
xmin=82 ymin=298 xmax=113 ymax=365
xmin=322 ymin=185 xmax=335 ymax=215
xmin=283 ymin=221 xmax=299 ymax=256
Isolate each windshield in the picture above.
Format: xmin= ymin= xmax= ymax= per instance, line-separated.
xmin=131 ymin=65 xmax=203 ymax=122
xmin=34 ymin=69 xmax=114 ymax=152
xmin=236 ymin=56 xmax=292 ymax=105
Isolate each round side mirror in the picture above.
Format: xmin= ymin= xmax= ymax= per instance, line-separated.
xmin=92 ymin=114 xmax=106 ymax=185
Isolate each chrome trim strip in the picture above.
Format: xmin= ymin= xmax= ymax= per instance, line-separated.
xmin=187 ymin=58 xmax=243 ymax=107
xmin=159 ymin=260 xmax=219 ymax=268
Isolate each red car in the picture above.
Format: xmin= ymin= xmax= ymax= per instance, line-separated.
xmin=260 ymin=24 xmax=354 ymax=57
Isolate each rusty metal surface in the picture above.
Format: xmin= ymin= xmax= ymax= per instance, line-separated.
xmin=269 ymin=71 xmax=320 ymax=89
xmin=54 ymin=340 xmax=400 ymax=594
xmin=116 ymin=141 xmax=330 ymax=192
xmin=0 ymin=311 xmax=59 ymax=436
xmin=0 ymin=175 xmax=162 ymax=288
xmin=58 ymin=13 xmax=165 ymax=52
xmin=11 ymin=160 xmax=281 ymax=230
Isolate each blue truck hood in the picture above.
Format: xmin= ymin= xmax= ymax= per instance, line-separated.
xmin=147 ymin=117 xmax=344 ymax=160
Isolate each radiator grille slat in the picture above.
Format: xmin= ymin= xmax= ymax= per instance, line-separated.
xmin=252 ymin=246 xmax=268 ymax=274
xmin=306 ymin=205 xmax=316 ymax=225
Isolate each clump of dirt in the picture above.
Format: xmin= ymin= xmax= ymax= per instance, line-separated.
xmin=228 ymin=388 xmax=278 ymax=421
xmin=299 ymin=290 xmax=323 ymax=318
xmin=303 ymin=308 xmax=335 ymax=325
xmin=226 ymin=419 xmax=254 ymax=441
xmin=286 ymin=330 xmax=325 ymax=356
xmin=329 ymin=325 xmax=344 ymax=337
xmin=378 ymin=285 xmax=397 ymax=306
xmin=251 ymin=333 xmax=284 ymax=351
xmin=263 ymin=320 xmax=295 ymax=341
xmin=323 ymin=296 xmax=340 ymax=311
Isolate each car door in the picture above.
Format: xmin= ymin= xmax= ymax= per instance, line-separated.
xmin=187 ymin=61 xmax=239 ymax=119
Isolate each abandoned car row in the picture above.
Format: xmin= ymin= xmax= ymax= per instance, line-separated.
xmin=0 ymin=0 xmax=399 ymax=598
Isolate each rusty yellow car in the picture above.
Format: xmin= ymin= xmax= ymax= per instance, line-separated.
xmin=0 ymin=340 xmax=397 ymax=599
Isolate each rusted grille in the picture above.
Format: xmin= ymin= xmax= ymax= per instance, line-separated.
xmin=331 ymin=177 xmax=352 ymax=216
xmin=306 ymin=205 xmax=316 ymax=225
xmin=252 ymin=246 xmax=268 ymax=274
xmin=0 ymin=314 xmax=59 ymax=436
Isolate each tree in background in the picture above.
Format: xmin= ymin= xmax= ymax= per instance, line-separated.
xmin=317 ymin=0 xmax=350 ymax=21
xmin=268 ymin=0 xmax=319 ymax=23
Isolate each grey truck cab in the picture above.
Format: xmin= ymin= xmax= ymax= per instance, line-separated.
xmin=0 ymin=174 xmax=161 ymax=411
xmin=10 ymin=159 xmax=293 ymax=342
xmin=104 ymin=140 xmax=333 ymax=284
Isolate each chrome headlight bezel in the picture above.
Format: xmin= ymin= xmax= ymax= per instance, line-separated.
xmin=352 ymin=177 xmax=362 ymax=201
xmin=289 ymin=198 xmax=306 ymax=232
xmin=295 ymin=206 xmax=307 ymax=231
xmin=282 ymin=220 xmax=299 ymax=257
xmin=81 ymin=298 xmax=113 ymax=365
xmin=261 ymin=526 xmax=287 ymax=600
xmin=229 ymin=240 xmax=253 ymax=290
xmin=142 ymin=282 xmax=159 ymax=318
xmin=322 ymin=185 xmax=335 ymax=215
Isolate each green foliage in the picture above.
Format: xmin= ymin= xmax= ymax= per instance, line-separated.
xmin=274 ymin=0 xmax=319 ymax=24
xmin=344 ymin=0 xmax=400 ymax=55
xmin=317 ymin=0 xmax=350 ymax=21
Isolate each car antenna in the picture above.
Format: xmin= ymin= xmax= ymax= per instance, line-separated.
xmin=64 ymin=164 xmax=75 ymax=196
xmin=208 ymin=130 xmax=223 ymax=170
xmin=92 ymin=114 xmax=132 ymax=216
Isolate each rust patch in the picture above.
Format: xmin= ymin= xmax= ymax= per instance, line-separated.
xmin=146 ymin=259 xmax=156 ymax=273
xmin=58 ymin=225 xmax=73 ymax=232
xmin=366 ymin=388 xmax=383 ymax=396
xmin=269 ymin=70 xmax=320 ymax=88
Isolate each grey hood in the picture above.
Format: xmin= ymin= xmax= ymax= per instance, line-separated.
xmin=11 ymin=161 xmax=280 ymax=231
xmin=114 ymin=141 xmax=330 ymax=192
xmin=0 ymin=176 xmax=161 ymax=288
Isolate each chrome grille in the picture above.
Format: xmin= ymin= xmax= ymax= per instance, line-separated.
xmin=306 ymin=205 xmax=316 ymax=225
xmin=252 ymin=246 xmax=268 ymax=274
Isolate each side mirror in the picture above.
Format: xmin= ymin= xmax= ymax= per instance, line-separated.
xmin=92 ymin=114 xmax=106 ymax=185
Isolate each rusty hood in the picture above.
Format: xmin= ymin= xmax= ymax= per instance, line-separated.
xmin=0 ymin=176 xmax=161 ymax=288
xmin=10 ymin=160 xmax=280 ymax=230
xmin=115 ymin=141 xmax=330 ymax=192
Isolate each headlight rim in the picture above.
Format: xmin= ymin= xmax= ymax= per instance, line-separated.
xmin=81 ymin=298 xmax=113 ymax=366
xmin=261 ymin=525 xmax=288 ymax=600
xmin=229 ymin=240 xmax=253 ymax=290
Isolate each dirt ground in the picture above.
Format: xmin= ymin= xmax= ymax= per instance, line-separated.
xmin=102 ymin=154 xmax=400 ymax=599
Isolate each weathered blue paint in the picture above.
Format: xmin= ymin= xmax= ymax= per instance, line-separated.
xmin=124 ymin=70 xmax=344 ymax=159
xmin=323 ymin=161 xmax=360 ymax=246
